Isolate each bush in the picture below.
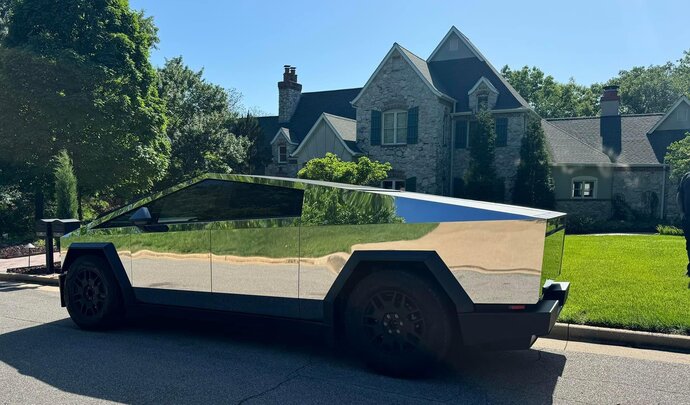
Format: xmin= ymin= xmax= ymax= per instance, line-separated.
xmin=656 ymin=224 xmax=684 ymax=236
xmin=566 ymin=215 xmax=660 ymax=235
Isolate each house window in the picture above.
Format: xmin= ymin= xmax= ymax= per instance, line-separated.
xmin=382 ymin=110 xmax=408 ymax=145
xmin=477 ymin=92 xmax=489 ymax=111
xmin=677 ymin=109 xmax=689 ymax=122
xmin=381 ymin=179 xmax=406 ymax=190
xmin=495 ymin=118 xmax=508 ymax=147
xmin=572 ymin=177 xmax=597 ymax=198
xmin=278 ymin=145 xmax=287 ymax=163
xmin=449 ymin=36 xmax=459 ymax=51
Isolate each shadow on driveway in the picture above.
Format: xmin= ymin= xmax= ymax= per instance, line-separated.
xmin=0 ymin=312 xmax=566 ymax=404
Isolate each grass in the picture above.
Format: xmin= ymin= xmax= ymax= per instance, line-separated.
xmin=556 ymin=234 xmax=690 ymax=335
xmin=62 ymin=223 xmax=438 ymax=259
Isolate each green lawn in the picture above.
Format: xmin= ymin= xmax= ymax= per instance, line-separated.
xmin=556 ymin=235 xmax=690 ymax=335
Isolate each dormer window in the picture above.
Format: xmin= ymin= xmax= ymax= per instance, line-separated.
xmin=477 ymin=91 xmax=489 ymax=111
xmin=383 ymin=110 xmax=408 ymax=145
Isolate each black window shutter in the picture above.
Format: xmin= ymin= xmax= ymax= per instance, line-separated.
xmin=407 ymin=107 xmax=419 ymax=144
xmin=496 ymin=118 xmax=508 ymax=147
xmin=454 ymin=120 xmax=467 ymax=149
xmin=405 ymin=176 xmax=417 ymax=192
xmin=370 ymin=110 xmax=381 ymax=146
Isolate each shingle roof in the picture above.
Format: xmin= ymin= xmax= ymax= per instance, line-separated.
xmin=257 ymin=87 xmax=360 ymax=149
xmin=545 ymin=114 xmax=667 ymax=165
xmin=323 ymin=113 xmax=361 ymax=154
xmin=428 ymin=58 xmax=529 ymax=112
xmin=542 ymin=120 xmax=612 ymax=164
xmin=397 ymin=44 xmax=441 ymax=95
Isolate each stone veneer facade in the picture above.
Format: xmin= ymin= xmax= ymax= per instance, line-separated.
xmin=353 ymin=50 xmax=454 ymax=196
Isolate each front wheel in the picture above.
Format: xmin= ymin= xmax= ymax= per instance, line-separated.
xmin=64 ymin=256 xmax=124 ymax=330
xmin=344 ymin=269 xmax=456 ymax=377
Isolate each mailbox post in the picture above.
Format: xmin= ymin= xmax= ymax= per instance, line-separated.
xmin=36 ymin=219 xmax=80 ymax=273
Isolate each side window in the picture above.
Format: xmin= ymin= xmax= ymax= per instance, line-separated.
xmin=495 ymin=118 xmax=508 ymax=147
xmin=96 ymin=180 xmax=304 ymax=228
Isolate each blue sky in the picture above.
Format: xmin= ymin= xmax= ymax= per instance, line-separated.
xmin=130 ymin=0 xmax=689 ymax=116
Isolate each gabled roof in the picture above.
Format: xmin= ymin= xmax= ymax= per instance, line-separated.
xmin=545 ymin=114 xmax=667 ymax=165
xmin=257 ymin=87 xmax=360 ymax=148
xmin=467 ymin=76 xmax=499 ymax=95
xmin=647 ymin=96 xmax=690 ymax=134
xmin=351 ymin=43 xmax=454 ymax=106
xmin=426 ymin=27 xmax=530 ymax=113
xmin=270 ymin=127 xmax=296 ymax=145
xmin=292 ymin=113 xmax=361 ymax=156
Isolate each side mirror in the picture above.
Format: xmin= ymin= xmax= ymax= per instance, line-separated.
xmin=129 ymin=207 xmax=153 ymax=227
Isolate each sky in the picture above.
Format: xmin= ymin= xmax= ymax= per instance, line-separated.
xmin=130 ymin=0 xmax=690 ymax=116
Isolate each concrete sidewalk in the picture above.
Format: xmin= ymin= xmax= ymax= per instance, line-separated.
xmin=0 ymin=253 xmax=61 ymax=273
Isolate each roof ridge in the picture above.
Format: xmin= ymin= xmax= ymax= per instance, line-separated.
xmin=542 ymin=119 xmax=612 ymax=162
xmin=322 ymin=112 xmax=356 ymax=122
xmin=547 ymin=113 xmax=665 ymax=121
xmin=396 ymin=43 xmax=427 ymax=63
xmin=301 ymin=87 xmax=362 ymax=95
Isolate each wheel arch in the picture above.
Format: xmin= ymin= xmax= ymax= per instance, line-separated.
xmin=62 ymin=243 xmax=135 ymax=309
xmin=323 ymin=250 xmax=474 ymax=328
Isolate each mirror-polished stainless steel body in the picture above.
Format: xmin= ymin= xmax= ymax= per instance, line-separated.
xmin=61 ymin=174 xmax=566 ymax=311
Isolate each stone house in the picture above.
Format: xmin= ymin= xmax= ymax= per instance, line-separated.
xmin=257 ymin=26 xmax=690 ymax=220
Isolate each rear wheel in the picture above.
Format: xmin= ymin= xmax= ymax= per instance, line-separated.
xmin=344 ymin=269 xmax=456 ymax=377
xmin=65 ymin=256 xmax=123 ymax=330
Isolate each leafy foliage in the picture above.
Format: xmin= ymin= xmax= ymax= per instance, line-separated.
xmin=53 ymin=150 xmax=78 ymax=219
xmin=664 ymin=132 xmax=690 ymax=181
xmin=0 ymin=0 xmax=170 ymax=211
xmin=512 ymin=117 xmax=555 ymax=209
xmin=232 ymin=113 xmax=271 ymax=174
xmin=463 ymin=110 xmax=503 ymax=201
xmin=157 ymin=56 xmax=250 ymax=186
xmin=300 ymin=187 xmax=402 ymax=226
xmin=297 ymin=153 xmax=392 ymax=186
xmin=501 ymin=65 xmax=601 ymax=118
xmin=611 ymin=52 xmax=690 ymax=114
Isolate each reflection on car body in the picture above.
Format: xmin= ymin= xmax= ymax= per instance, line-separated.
xmin=59 ymin=174 xmax=569 ymax=375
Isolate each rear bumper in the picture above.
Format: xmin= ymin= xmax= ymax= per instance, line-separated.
xmin=458 ymin=281 xmax=569 ymax=349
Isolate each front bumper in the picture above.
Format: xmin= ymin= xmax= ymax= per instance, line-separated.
xmin=458 ymin=281 xmax=570 ymax=349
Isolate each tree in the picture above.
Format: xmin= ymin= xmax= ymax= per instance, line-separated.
xmin=665 ymin=132 xmax=690 ymax=182
xmin=297 ymin=153 xmax=392 ymax=186
xmin=232 ymin=113 xmax=270 ymax=174
xmin=157 ymin=56 xmax=250 ymax=185
xmin=611 ymin=58 xmax=689 ymax=114
xmin=0 ymin=0 xmax=13 ymax=43
xmin=501 ymin=65 xmax=600 ymax=118
xmin=53 ymin=149 xmax=78 ymax=219
xmin=513 ymin=117 xmax=555 ymax=209
xmin=1 ymin=0 xmax=170 ymax=215
xmin=463 ymin=110 xmax=503 ymax=202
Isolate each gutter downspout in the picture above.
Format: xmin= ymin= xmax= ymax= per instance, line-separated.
xmin=449 ymin=101 xmax=457 ymax=196
xmin=661 ymin=164 xmax=667 ymax=219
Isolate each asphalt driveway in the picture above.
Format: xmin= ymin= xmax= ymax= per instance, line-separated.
xmin=0 ymin=282 xmax=688 ymax=404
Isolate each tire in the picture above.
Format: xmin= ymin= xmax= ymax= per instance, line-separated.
xmin=344 ymin=269 xmax=456 ymax=377
xmin=64 ymin=255 xmax=124 ymax=330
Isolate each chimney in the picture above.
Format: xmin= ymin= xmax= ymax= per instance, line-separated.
xmin=600 ymin=85 xmax=621 ymax=161
xmin=278 ymin=65 xmax=302 ymax=124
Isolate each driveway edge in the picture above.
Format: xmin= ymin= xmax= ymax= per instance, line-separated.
xmin=548 ymin=323 xmax=690 ymax=353
xmin=0 ymin=272 xmax=59 ymax=286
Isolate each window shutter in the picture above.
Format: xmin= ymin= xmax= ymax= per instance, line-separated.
xmin=405 ymin=177 xmax=417 ymax=192
xmin=454 ymin=120 xmax=467 ymax=149
xmin=407 ymin=107 xmax=419 ymax=144
xmin=495 ymin=118 xmax=508 ymax=147
xmin=370 ymin=110 xmax=381 ymax=146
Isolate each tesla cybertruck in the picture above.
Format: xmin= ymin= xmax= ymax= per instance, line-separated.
xmin=58 ymin=174 xmax=569 ymax=375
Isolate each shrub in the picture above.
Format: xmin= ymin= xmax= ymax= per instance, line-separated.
xmin=656 ymin=224 xmax=684 ymax=236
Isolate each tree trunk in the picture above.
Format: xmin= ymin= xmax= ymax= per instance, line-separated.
xmin=77 ymin=186 xmax=83 ymax=221
xmin=34 ymin=190 xmax=44 ymax=221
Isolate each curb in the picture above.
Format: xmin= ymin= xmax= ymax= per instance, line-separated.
xmin=0 ymin=272 xmax=59 ymax=286
xmin=548 ymin=323 xmax=690 ymax=353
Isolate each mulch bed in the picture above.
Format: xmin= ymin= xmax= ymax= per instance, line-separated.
xmin=0 ymin=245 xmax=58 ymax=259
xmin=6 ymin=262 xmax=62 ymax=275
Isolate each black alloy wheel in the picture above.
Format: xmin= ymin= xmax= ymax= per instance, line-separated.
xmin=65 ymin=256 xmax=123 ymax=330
xmin=344 ymin=269 xmax=456 ymax=377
